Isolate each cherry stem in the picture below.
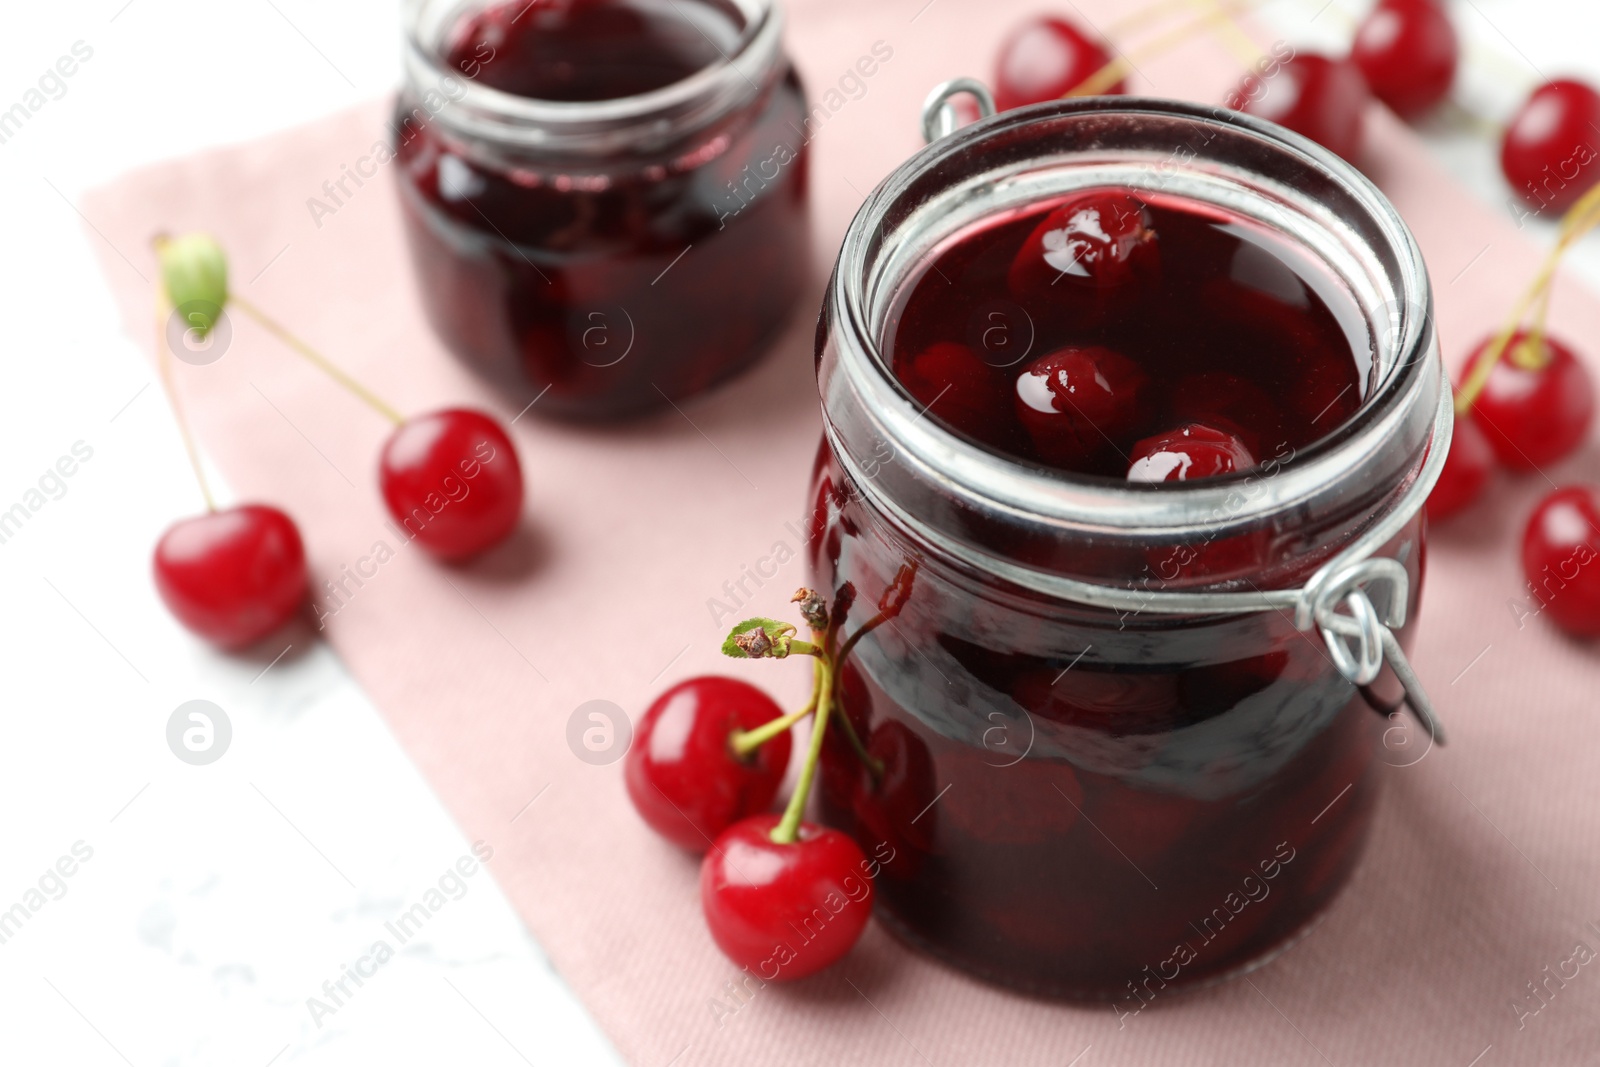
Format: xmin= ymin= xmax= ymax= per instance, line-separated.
xmin=1455 ymin=182 xmax=1600 ymax=414
xmin=153 ymin=294 xmax=217 ymax=512
xmin=229 ymin=294 xmax=406 ymax=426
xmin=729 ymin=659 xmax=820 ymax=758
xmin=1068 ymin=0 xmax=1265 ymax=97
xmin=770 ymin=651 xmax=835 ymax=846
xmin=1193 ymin=0 xmax=1264 ymax=69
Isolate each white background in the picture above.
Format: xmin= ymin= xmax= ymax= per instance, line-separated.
xmin=0 ymin=1 xmax=1596 ymax=1064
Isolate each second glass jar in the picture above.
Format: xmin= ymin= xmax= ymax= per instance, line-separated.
xmin=395 ymin=0 xmax=812 ymax=418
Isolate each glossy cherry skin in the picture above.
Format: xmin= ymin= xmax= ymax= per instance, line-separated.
xmin=1351 ymin=0 xmax=1458 ymax=118
xmin=625 ymin=677 xmax=792 ymax=852
xmin=1427 ymin=409 xmax=1495 ymax=521
xmin=993 ymin=16 xmax=1121 ymax=112
xmin=1236 ymin=53 xmax=1370 ymax=161
xmin=700 ymin=813 xmax=874 ymax=981
xmin=1014 ymin=346 xmax=1151 ymax=467
xmin=1501 ymin=80 xmax=1600 ymax=213
xmin=1167 ymin=373 xmax=1280 ymax=458
xmin=1127 ymin=422 xmax=1255 ymax=482
xmin=379 ymin=408 xmax=524 ymax=560
xmin=1521 ymin=486 xmax=1600 ymax=637
xmin=153 ymin=504 xmax=308 ymax=649
xmin=1007 ymin=189 xmax=1158 ymax=323
xmin=1460 ymin=332 xmax=1594 ymax=470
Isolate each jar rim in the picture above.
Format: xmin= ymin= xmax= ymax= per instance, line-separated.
xmin=821 ymin=95 xmax=1442 ymax=548
xmin=400 ymin=0 xmax=784 ymax=155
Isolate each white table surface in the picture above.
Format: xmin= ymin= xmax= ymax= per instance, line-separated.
xmin=1 ymin=1 xmax=1596 ymax=1064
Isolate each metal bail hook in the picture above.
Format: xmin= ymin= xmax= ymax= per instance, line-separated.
xmin=1307 ymin=558 xmax=1447 ymax=746
xmin=921 ymin=78 xmax=997 ymax=144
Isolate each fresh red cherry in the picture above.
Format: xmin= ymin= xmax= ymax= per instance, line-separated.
xmin=1014 ymin=345 xmax=1151 ymax=468
xmin=1126 ymin=422 xmax=1255 ymax=482
xmin=700 ymin=813 xmax=873 ymax=981
xmin=153 ymin=504 xmax=308 ymax=649
xmin=1459 ymin=331 xmax=1594 ymax=470
xmin=1501 ymin=80 xmax=1600 ymax=213
xmin=895 ymin=341 xmax=1015 ymax=443
xmin=1234 ymin=53 xmax=1370 ymax=161
xmin=625 ymin=677 xmax=792 ymax=852
xmin=1521 ymin=486 xmax=1600 ymax=637
xmin=993 ymin=16 xmax=1121 ymax=112
xmin=379 ymin=408 xmax=524 ymax=560
xmin=1427 ymin=409 xmax=1495 ymax=521
xmin=1351 ymin=0 xmax=1458 ymax=118
xmin=1007 ymin=189 xmax=1158 ymax=323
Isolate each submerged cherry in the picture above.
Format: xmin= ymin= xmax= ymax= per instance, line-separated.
xmin=1501 ymin=80 xmax=1600 ymax=213
xmin=1007 ymin=189 xmax=1158 ymax=322
xmin=1459 ymin=331 xmax=1594 ymax=470
xmin=1521 ymin=486 xmax=1600 ymax=637
xmin=1351 ymin=0 xmax=1458 ymax=117
xmin=1127 ymin=423 xmax=1255 ymax=482
xmin=1234 ymin=53 xmax=1370 ymax=161
xmin=700 ymin=813 xmax=874 ymax=980
xmin=625 ymin=677 xmax=792 ymax=851
xmin=1167 ymin=372 xmax=1281 ymax=458
xmin=993 ymin=16 xmax=1121 ymax=111
xmin=154 ymin=505 xmax=308 ymax=649
xmin=379 ymin=408 xmax=524 ymax=559
xmin=1014 ymin=346 xmax=1150 ymax=467
xmin=896 ymin=341 xmax=1014 ymax=442
xmin=850 ymin=720 xmax=938 ymax=877
xmin=1427 ymin=409 xmax=1495 ymax=520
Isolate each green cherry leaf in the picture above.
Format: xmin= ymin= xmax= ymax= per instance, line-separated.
xmin=721 ymin=618 xmax=796 ymax=659
xmin=158 ymin=232 xmax=229 ymax=338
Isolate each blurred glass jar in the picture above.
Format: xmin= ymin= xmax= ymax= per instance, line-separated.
xmin=395 ymin=0 xmax=812 ymax=418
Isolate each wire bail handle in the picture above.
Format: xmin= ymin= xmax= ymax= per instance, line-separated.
xmin=921 ymin=78 xmax=996 ymax=144
xmin=902 ymin=77 xmax=1447 ymax=744
xmin=1299 ymin=556 xmax=1445 ymax=744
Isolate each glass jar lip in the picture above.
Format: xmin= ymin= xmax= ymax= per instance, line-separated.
xmin=824 ymin=94 xmax=1440 ymax=537
xmin=400 ymin=0 xmax=783 ymax=154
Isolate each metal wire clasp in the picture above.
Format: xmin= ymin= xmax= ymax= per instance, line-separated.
xmin=921 ymin=78 xmax=996 ymax=143
xmin=1297 ymin=557 xmax=1446 ymax=745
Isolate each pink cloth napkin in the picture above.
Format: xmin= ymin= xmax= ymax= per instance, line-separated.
xmin=86 ymin=0 xmax=1600 ymax=1063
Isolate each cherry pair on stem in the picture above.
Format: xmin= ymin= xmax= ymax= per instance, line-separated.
xmin=626 ymin=573 xmax=915 ymax=979
xmin=150 ymin=233 xmax=524 ymax=649
xmin=992 ymin=0 xmax=1600 ymax=223
xmin=1430 ymin=183 xmax=1600 ymax=637
xmin=992 ymin=0 xmax=1459 ymax=165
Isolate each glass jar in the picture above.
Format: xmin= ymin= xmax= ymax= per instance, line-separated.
xmin=395 ymin=0 xmax=811 ymax=418
xmin=809 ymin=92 xmax=1449 ymax=1001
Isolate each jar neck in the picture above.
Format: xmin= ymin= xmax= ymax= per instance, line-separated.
xmin=400 ymin=0 xmax=785 ymax=158
xmin=819 ymin=97 xmax=1442 ymax=592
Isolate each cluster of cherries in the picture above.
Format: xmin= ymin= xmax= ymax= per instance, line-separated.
xmin=626 ymin=584 xmax=913 ymax=979
xmin=1429 ymin=184 xmax=1600 ymax=637
xmin=890 ymin=182 xmax=1363 ymax=488
xmin=993 ymin=1 xmax=1600 ymax=217
xmin=988 ymin=7 xmax=1600 ymax=634
xmin=151 ymin=234 xmax=527 ymax=649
